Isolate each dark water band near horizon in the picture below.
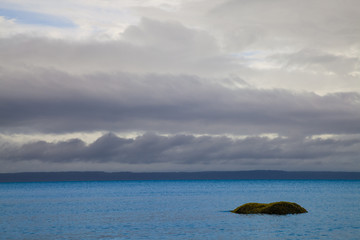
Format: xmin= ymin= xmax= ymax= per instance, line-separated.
xmin=1 ymin=180 xmax=360 ymax=239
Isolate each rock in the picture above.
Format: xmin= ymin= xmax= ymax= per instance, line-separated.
xmin=231 ymin=201 xmax=307 ymax=215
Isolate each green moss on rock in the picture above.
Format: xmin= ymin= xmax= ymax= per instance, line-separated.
xmin=231 ymin=201 xmax=307 ymax=215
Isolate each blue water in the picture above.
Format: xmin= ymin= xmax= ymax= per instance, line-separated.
xmin=1 ymin=180 xmax=360 ymax=239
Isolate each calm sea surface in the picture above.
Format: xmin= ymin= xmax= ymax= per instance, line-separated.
xmin=1 ymin=180 xmax=360 ymax=239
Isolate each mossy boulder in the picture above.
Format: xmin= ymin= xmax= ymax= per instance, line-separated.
xmin=231 ymin=201 xmax=307 ymax=215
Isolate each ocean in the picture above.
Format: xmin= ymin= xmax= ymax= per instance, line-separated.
xmin=1 ymin=180 xmax=359 ymax=239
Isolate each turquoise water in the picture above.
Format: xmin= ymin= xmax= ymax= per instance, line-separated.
xmin=1 ymin=180 xmax=360 ymax=239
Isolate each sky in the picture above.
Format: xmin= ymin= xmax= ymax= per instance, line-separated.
xmin=0 ymin=0 xmax=359 ymax=173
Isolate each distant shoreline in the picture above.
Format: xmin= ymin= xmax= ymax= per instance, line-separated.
xmin=1 ymin=170 xmax=360 ymax=182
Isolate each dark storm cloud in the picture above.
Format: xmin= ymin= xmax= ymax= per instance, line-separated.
xmin=1 ymin=133 xmax=359 ymax=168
xmin=1 ymin=69 xmax=360 ymax=136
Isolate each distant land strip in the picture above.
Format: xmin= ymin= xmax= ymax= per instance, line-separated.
xmin=1 ymin=171 xmax=360 ymax=182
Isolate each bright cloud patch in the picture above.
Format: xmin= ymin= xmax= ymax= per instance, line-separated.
xmin=0 ymin=8 xmax=75 ymax=27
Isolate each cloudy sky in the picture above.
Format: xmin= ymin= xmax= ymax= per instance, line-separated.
xmin=0 ymin=0 xmax=359 ymax=173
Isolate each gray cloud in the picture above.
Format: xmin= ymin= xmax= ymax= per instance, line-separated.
xmin=269 ymin=49 xmax=359 ymax=75
xmin=1 ymin=69 xmax=359 ymax=136
xmin=205 ymin=0 xmax=360 ymax=51
xmin=1 ymin=13 xmax=359 ymax=94
xmin=0 ymin=18 xmax=235 ymax=76
xmin=1 ymin=133 xmax=359 ymax=171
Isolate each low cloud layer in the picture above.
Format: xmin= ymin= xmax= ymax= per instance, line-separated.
xmin=1 ymin=133 xmax=359 ymax=172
